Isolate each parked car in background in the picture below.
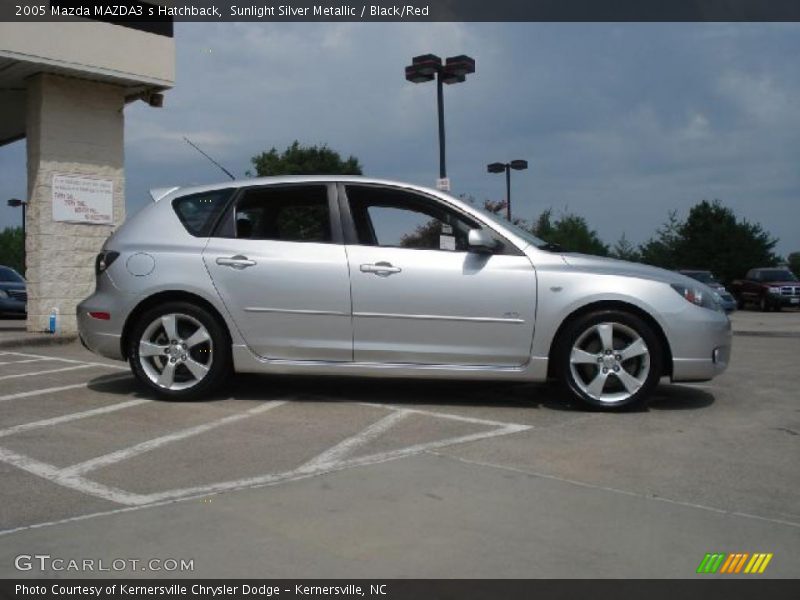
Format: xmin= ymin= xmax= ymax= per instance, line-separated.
xmin=678 ymin=270 xmax=737 ymax=313
xmin=78 ymin=176 xmax=731 ymax=410
xmin=0 ymin=265 xmax=27 ymax=317
xmin=730 ymin=268 xmax=800 ymax=311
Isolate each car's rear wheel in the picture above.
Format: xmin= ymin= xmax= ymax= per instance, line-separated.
xmin=555 ymin=310 xmax=663 ymax=411
xmin=128 ymin=302 xmax=231 ymax=400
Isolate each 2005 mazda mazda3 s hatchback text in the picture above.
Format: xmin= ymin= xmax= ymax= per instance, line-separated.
xmin=78 ymin=177 xmax=731 ymax=410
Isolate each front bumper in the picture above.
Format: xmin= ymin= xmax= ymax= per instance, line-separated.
xmin=769 ymin=294 xmax=800 ymax=308
xmin=0 ymin=298 xmax=26 ymax=315
xmin=668 ymin=308 xmax=732 ymax=382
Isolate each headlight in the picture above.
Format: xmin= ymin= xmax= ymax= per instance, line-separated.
xmin=0 ymin=290 xmax=7 ymax=299
xmin=768 ymin=286 xmax=783 ymax=295
xmin=671 ymin=283 xmax=721 ymax=311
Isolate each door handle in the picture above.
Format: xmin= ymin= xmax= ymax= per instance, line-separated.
xmin=360 ymin=262 xmax=402 ymax=276
xmin=216 ymin=255 xmax=257 ymax=269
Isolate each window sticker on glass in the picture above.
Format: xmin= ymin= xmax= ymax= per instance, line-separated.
xmin=441 ymin=223 xmax=453 ymax=235
xmin=440 ymin=235 xmax=456 ymax=251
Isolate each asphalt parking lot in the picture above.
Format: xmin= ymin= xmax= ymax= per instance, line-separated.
xmin=0 ymin=313 xmax=798 ymax=578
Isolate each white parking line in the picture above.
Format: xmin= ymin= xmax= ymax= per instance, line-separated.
xmin=0 ymin=446 xmax=147 ymax=506
xmin=0 ymin=399 xmax=150 ymax=439
xmin=128 ymin=407 xmax=532 ymax=505
xmin=0 ymin=357 xmax=52 ymax=366
xmin=0 ymin=373 xmax=132 ymax=403
xmin=60 ymin=400 xmax=287 ymax=477
xmin=299 ymin=409 xmax=411 ymax=472
xmin=0 ymin=364 xmax=98 ymax=381
xmin=0 ymin=351 xmax=128 ymax=371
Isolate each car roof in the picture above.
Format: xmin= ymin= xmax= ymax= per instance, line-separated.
xmin=151 ymin=176 xmax=437 ymax=202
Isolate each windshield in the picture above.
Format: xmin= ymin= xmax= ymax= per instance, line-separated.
xmin=684 ymin=271 xmax=718 ymax=284
xmin=0 ymin=267 xmax=23 ymax=283
xmin=470 ymin=204 xmax=547 ymax=249
xmin=758 ymin=269 xmax=798 ymax=282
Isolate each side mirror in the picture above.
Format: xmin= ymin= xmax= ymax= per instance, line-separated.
xmin=467 ymin=229 xmax=495 ymax=254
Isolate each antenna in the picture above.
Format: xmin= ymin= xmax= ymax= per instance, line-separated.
xmin=183 ymin=136 xmax=236 ymax=180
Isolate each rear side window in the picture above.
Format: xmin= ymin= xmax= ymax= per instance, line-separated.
xmin=172 ymin=189 xmax=234 ymax=237
xmin=234 ymin=185 xmax=331 ymax=243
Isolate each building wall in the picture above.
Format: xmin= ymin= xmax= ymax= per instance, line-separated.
xmin=26 ymin=73 xmax=126 ymax=334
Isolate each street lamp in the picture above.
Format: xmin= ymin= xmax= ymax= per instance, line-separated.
xmin=487 ymin=160 xmax=528 ymax=221
xmin=7 ymin=198 xmax=27 ymax=273
xmin=405 ymin=54 xmax=476 ymax=191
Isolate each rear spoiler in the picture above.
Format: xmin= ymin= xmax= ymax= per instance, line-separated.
xmin=149 ymin=186 xmax=180 ymax=202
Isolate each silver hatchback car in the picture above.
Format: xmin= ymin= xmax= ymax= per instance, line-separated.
xmin=78 ymin=176 xmax=731 ymax=409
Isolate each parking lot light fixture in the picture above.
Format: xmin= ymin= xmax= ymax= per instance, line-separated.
xmin=7 ymin=198 xmax=27 ymax=273
xmin=405 ymin=53 xmax=476 ymax=189
xmin=486 ymin=160 xmax=528 ymax=221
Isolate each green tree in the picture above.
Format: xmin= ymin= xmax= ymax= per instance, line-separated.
xmin=249 ymin=141 xmax=362 ymax=176
xmin=611 ymin=232 xmax=641 ymax=262
xmin=788 ymin=252 xmax=800 ymax=277
xmin=0 ymin=227 xmax=24 ymax=275
xmin=675 ymin=200 xmax=779 ymax=284
xmin=530 ymin=208 xmax=609 ymax=256
xmin=639 ymin=210 xmax=682 ymax=270
xmin=639 ymin=201 xmax=780 ymax=284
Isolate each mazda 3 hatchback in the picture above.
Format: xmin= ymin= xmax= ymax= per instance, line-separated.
xmin=78 ymin=177 xmax=731 ymax=409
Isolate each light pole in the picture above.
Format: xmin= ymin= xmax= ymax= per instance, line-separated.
xmin=7 ymin=198 xmax=27 ymax=273
xmin=405 ymin=54 xmax=475 ymax=191
xmin=487 ymin=160 xmax=528 ymax=221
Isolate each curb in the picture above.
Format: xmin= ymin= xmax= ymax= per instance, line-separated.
xmin=733 ymin=330 xmax=800 ymax=339
xmin=0 ymin=334 xmax=78 ymax=349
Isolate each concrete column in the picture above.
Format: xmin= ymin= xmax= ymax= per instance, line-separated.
xmin=25 ymin=73 xmax=126 ymax=334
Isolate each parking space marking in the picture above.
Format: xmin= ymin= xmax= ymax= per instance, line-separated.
xmin=0 ymin=357 xmax=53 ymax=366
xmin=299 ymin=409 xmax=411 ymax=472
xmin=0 ymin=400 xmax=533 ymax=532
xmin=0 ymin=446 xmax=148 ymax=506
xmin=0 ymin=364 xmax=99 ymax=381
xmin=0 ymin=398 xmax=150 ymax=439
xmin=60 ymin=400 xmax=287 ymax=477
xmin=0 ymin=373 xmax=132 ymax=403
xmin=0 ymin=351 xmax=129 ymax=371
xmin=130 ymin=405 xmax=532 ymax=505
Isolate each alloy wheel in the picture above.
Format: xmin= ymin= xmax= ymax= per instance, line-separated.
xmin=569 ymin=321 xmax=651 ymax=405
xmin=138 ymin=313 xmax=213 ymax=391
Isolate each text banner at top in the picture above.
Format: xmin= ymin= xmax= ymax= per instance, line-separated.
xmin=4 ymin=0 xmax=800 ymax=22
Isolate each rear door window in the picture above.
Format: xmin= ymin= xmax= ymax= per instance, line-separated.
xmin=234 ymin=185 xmax=332 ymax=243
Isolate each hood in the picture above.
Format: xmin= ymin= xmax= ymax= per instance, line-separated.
xmin=762 ymin=280 xmax=800 ymax=287
xmin=560 ymin=253 xmax=712 ymax=291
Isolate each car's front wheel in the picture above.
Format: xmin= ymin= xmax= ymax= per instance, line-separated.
xmin=555 ymin=310 xmax=663 ymax=410
xmin=128 ymin=302 xmax=231 ymax=400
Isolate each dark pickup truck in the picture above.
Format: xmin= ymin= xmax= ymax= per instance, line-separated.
xmin=730 ymin=268 xmax=800 ymax=311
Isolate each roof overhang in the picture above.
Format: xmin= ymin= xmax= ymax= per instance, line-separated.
xmin=0 ymin=20 xmax=175 ymax=146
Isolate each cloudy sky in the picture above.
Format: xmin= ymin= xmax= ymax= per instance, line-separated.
xmin=1 ymin=22 xmax=798 ymax=255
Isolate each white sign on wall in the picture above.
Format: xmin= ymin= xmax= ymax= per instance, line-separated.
xmin=52 ymin=174 xmax=114 ymax=224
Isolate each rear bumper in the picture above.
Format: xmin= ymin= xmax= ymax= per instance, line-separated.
xmin=77 ymin=290 xmax=132 ymax=362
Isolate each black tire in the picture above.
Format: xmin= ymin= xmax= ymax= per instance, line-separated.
xmin=735 ymin=295 xmax=745 ymax=310
xmin=554 ymin=309 xmax=664 ymax=411
xmin=127 ymin=301 xmax=231 ymax=400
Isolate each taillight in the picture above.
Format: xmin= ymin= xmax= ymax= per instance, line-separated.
xmin=88 ymin=311 xmax=111 ymax=320
xmin=95 ymin=251 xmax=120 ymax=275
